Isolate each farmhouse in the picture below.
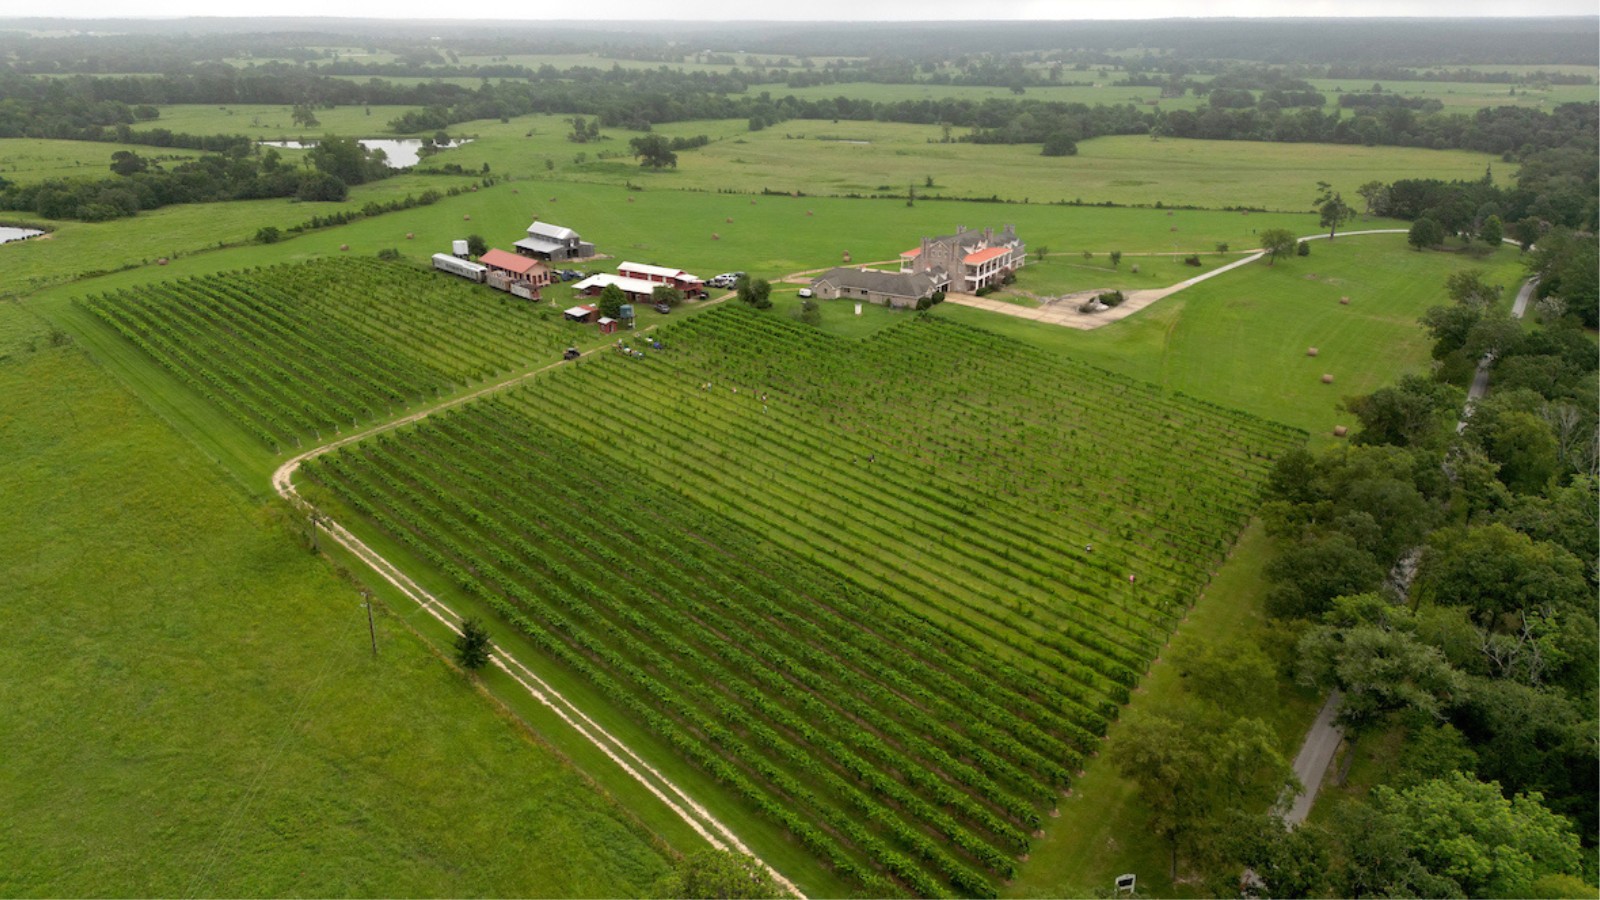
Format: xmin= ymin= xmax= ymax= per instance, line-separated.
xmin=899 ymin=224 xmax=1026 ymax=293
xmin=616 ymin=261 xmax=707 ymax=297
xmin=809 ymin=267 xmax=942 ymax=308
xmin=514 ymin=221 xmax=595 ymax=261
xmin=479 ymin=248 xmax=554 ymax=296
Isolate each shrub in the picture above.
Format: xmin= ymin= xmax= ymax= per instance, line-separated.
xmin=1183 ymin=254 xmax=1202 ymax=266
xmin=1297 ymin=240 xmax=1311 ymax=256
xmin=376 ymin=248 xmax=401 ymax=260
xmin=254 ymin=225 xmax=282 ymax=244
xmin=1098 ymin=290 xmax=1126 ymax=307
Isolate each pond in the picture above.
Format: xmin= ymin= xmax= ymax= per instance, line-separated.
xmin=257 ymin=138 xmax=473 ymax=168
xmin=0 ymin=226 xmax=44 ymax=245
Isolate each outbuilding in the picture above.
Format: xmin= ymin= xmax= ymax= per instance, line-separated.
xmin=563 ymin=304 xmax=599 ymax=323
xmin=809 ymin=267 xmax=941 ymax=309
xmin=514 ymin=221 xmax=595 ymax=261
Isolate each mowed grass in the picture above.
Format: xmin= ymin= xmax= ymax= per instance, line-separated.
xmin=1310 ymin=78 xmax=1598 ymax=109
xmin=934 ymin=234 xmax=1529 ymax=440
xmin=0 ymin=309 xmax=672 ymax=897
xmin=776 ymin=80 xmax=1202 ymax=110
xmin=0 ymin=138 xmax=201 ymax=183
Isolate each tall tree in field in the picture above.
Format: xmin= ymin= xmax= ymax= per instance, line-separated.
xmin=1259 ymin=228 xmax=1297 ymax=265
xmin=1356 ymin=179 xmax=1388 ymax=216
xmin=1316 ymin=182 xmax=1355 ymax=240
xmin=597 ymin=284 xmax=626 ymax=319
xmin=629 ymin=134 xmax=678 ymax=169
xmin=453 ymin=617 xmax=492 ymax=671
xmin=1408 ymin=217 xmax=1444 ymax=251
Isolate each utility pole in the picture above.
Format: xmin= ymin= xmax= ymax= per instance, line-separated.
xmin=362 ymin=589 xmax=378 ymax=658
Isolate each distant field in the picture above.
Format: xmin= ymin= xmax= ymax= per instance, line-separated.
xmin=936 ymin=234 xmax=1530 ymax=438
xmin=0 ymin=138 xmax=201 ymax=184
xmin=773 ymin=81 xmax=1200 ymax=110
xmin=0 ymin=308 xmax=672 ymax=897
xmin=1310 ymin=78 xmax=1598 ymax=109
xmin=138 ymin=103 xmax=430 ymax=138
xmin=561 ymin=125 xmax=1510 ymax=210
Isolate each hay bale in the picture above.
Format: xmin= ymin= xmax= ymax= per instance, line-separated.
xmin=548 ymin=196 xmax=557 ymax=202
xmin=462 ymin=215 xmax=471 ymax=221
xmin=749 ymin=198 xmax=756 ymax=205
xmin=511 ymin=189 xmax=519 ymax=194
xmin=1333 ymin=425 xmax=1349 ymax=437
xmin=842 ymin=251 xmax=852 ymax=263
xmin=1339 ymin=295 xmax=1351 ymax=305
xmin=806 ymin=209 xmax=813 ymax=216
xmin=1307 ymin=347 xmax=1319 ymax=357
xmin=725 ymin=216 xmax=734 ymax=223
xmin=1169 ymin=226 xmax=1178 ymax=231
xmin=711 ymin=232 xmax=721 ymax=240
xmin=405 ymin=232 xmax=414 ymax=240
xmin=626 ymin=197 xmax=634 ymax=203
xmin=1321 ymin=373 xmax=1334 ymax=384
xmin=339 ymin=244 xmax=350 ymax=251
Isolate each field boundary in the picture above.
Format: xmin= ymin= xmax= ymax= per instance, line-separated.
xmin=269 ymin=302 xmax=805 ymax=900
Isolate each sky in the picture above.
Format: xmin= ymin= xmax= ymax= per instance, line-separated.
xmin=19 ymin=0 xmax=1600 ymax=20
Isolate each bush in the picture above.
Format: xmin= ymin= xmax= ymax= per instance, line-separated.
xmin=376 ymin=248 xmax=401 ymax=260
xmin=1183 ymin=254 xmax=1202 ymax=266
xmin=254 ymin=225 xmax=282 ymax=244
xmin=1098 ymin=290 xmax=1126 ymax=307
xmin=1297 ymin=240 xmax=1311 ymax=256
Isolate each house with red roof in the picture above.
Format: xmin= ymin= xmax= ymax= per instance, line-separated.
xmin=479 ymin=248 xmax=554 ymax=297
xmin=898 ymin=224 xmax=1026 ymax=294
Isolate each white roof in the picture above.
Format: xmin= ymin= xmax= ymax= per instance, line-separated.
xmin=597 ymin=317 xmax=617 ymax=325
xmin=574 ymin=273 xmax=661 ymax=295
xmin=563 ymin=306 xmax=593 ymax=317
xmin=514 ymin=236 xmax=563 ymax=254
xmin=527 ymin=221 xmax=577 ymax=241
xmin=431 ymin=253 xmax=487 ymax=272
xmin=618 ymin=261 xmax=701 ymax=282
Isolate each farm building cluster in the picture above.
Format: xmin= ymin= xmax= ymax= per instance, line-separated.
xmin=810 ymin=224 xmax=1026 ymax=308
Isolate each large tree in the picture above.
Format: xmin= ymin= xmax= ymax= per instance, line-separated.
xmin=653 ymin=849 xmax=785 ymax=900
xmin=1316 ymin=183 xmax=1355 ymax=240
xmin=1258 ymin=228 xmax=1297 ymax=265
xmin=628 ymin=133 xmax=678 ymax=169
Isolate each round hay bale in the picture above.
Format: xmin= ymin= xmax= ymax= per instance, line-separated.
xmin=548 ymin=196 xmax=557 ymax=202
xmin=725 ymin=216 xmax=734 ymax=223
xmin=1333 ymin=425 xmax=1349 ymax=438
xmin=470 ymin=185 xmax=478 ymax=192
xmin=1321 ymin=373 xmax=1334 ymax=384
xmin=339 ymin=244 xmax=350 ymax=251
xmin=405 ymin=232 xmax=414 ymax=240
xmin=842 ymin=251 xmax=852 ymax=263
xmin=1169 ymin=226 xmax=1178 ymax=231
xmin=511 ymin=189 xmax=519 ymax=194
xmin=462 ymin=215 xmax=471 ymax=221
xmin=627 ymin=196 xmax=634 ymax=203
xmin=749 ymin=198 xmax=756 ymax=205
xmin=711 ymin=232 xmax=721 ymax=240
xmin=1339 ymin=295 xmax=1351 ymax=305
xmin=806 ymin=209 xmax=813 ymax=216
xmin=1307 ymin=347 xmax=1319 ymax=357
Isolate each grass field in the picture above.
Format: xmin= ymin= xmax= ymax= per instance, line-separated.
xmin=935 ymin=234 xmax=1530 ymax=440
xmin=775 ymin=81 xmax=1201 ymax=110
xmin=1309 ymin=78 xmax=1598 ymax=109
xmin=134 ymin=103 xmax=432 ymax=139
xmin=0 ymin=307 xmax=672 ymax=897
xmin=0 ymin=138 xmax=201 ymax=184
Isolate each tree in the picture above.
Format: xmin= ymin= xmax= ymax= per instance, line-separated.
xmin=1366 ymin=773 xmax=1584 ymax=898
xmin=294 ymin=170 xmax=347 ymax=202
xmin=1317 ymin=189 xmax=1355 ymax=240
xmin=254 ymin=225 xmax=282 ymax=244
xmin=797 ymin=299 xmax=821 ymax=326
xmin=1110 ymin=709 xmax=1291 ymax=881
xmin=1342 ymin=374 xmax=1465 ymax=449
xmin=652 ymin=849 xmax=785 ymax=900
xmin=465 ymin=234 xmax=488 ymax=258
xmin=1109 ymin=250 xmax=1122 ymax=267
xmin=1263 ymin=532 xmax=1385 ymax=620
xmin=628 ymin=133 xmax=678 ymax=169
xmin=651 ymin=284 xmax=684 ymax=308
xmin=291 ymin=104 xmax=320 ymax=128
xmin=1408 ymin=217 xmax=1444 ymax=251
xmin=1041 ymin=133 xmax=1078 ymax=156
xmin=1173 ymin=639 xmax=1277 ymax=717
xmin=1356 ymin=179 xmax=1388 ymax=216
xmin=1416 ymin=523 xmax=1588 ymax=628
xmin=307 ymin=135 xmax=376 ymax=186
xmin=1295 ymin=597 xmax=1468 ymax=731
xmin=597 ymin=284 xmax=626 ymax=319
xmin=1259 ymin=228 xmax=1297 ymax=265
xmin=453 ymin=617 xmax=492 ymax=671
xmin=109 ymin=150 xmax=147 ymax=177
xmin=1445 ymin=269 xmax=1504 ymax=308
xmin=736 ymin=276 xmax=771 ymax=310
xmin=1480 ymin=214 xmax=1504 ymax=248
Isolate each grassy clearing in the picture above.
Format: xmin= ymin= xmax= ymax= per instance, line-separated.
xmin=776 ymin=81 xmax=1202 ymax=110
xmin=0 ymin=138 xmax=201 ymax=184
xmin=0 ymin=308 xmax=672 ymax=898
xmin=1310 ymin=78 xmax=1598 ymax=109
xmin=136 ymin=104 xmax=431 ymax=139
xmin=934 ymin=234 xmax=1528 ymax=441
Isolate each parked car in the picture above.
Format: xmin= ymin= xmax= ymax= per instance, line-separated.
xmin=562 ymin=347 xmax=581 ymax=360
xmin=559 ymin=269 xmax=583 ymax=281
xmin=797 ymin=288 xmax=814 ymax=299
xmin=653 ymin=302 xmax=672 ymax=314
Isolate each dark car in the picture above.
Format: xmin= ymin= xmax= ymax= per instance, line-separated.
xmin=562 ymin=347 xmax=581 ymax=360
xmin=560 ymin=269 xmax=582 ymax=281
xmin=654 ymin=302 xmax=672 ymax=314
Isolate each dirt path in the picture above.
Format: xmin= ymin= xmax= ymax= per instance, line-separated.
xmin=271 ymin=301 xmax=804 ymax=899
xmin=943 ymin=229 xmax=1410 ymax=330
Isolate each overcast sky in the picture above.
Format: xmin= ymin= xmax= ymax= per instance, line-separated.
xmin=25 ymin=0 xmax=1600 ymax=20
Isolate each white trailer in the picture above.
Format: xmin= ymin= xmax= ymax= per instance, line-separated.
xmin=433 ymin=253 xmax=488 ymax=282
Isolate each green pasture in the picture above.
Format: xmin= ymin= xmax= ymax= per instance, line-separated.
xmin=0 ymin=308 xmax=672 ymax=897
xmin=0 ymin=138 xmax=201 ymax=184
xmin=136 ymin=103 xmax=430 ymax=139
xmin=1310 ymin=78 xmax=1598 ymax=109
xmin=996 ymin=250 xmax=1243 ymax=299
xmin=774 ymin=80 xmax=1199 ymax=110
xmin=0 ymin=169 xmax=478 ymax=299
xmin=935 ymin=234 xmax=1528 ymax=440
xmin=535 ymin=124 xmax=1509 ymax=210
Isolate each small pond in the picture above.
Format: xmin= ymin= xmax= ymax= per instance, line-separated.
xmin=257 ymin=138 xmax=473 ymax=168
xmin=0 ymin=226 xmax=44 ymax=245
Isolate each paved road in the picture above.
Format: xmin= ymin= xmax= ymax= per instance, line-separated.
xmin=1284 ymin=274 xmax=1537 ymax=827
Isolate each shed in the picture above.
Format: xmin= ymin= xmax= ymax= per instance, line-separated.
xmin=563 ymin=304 xmax=598 ymax=323
xmin=597 ymin=316 xmax=619 ymax=334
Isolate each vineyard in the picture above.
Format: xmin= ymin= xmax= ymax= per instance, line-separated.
xmin=301 ymin=306 xmax=1304 ymax=898
xmin=77 ymin=257 xmax=571 ymax=450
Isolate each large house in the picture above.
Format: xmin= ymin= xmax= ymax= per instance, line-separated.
xmin=809 ymin=268 xmax=942 ymax=308
xmin=479 ymin=248 xmax=554 ymax=297
xmin=514 ymin=221 xmax=595 ymax=262
xmin=899 ymin=224 xmax=1026 ymax=293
